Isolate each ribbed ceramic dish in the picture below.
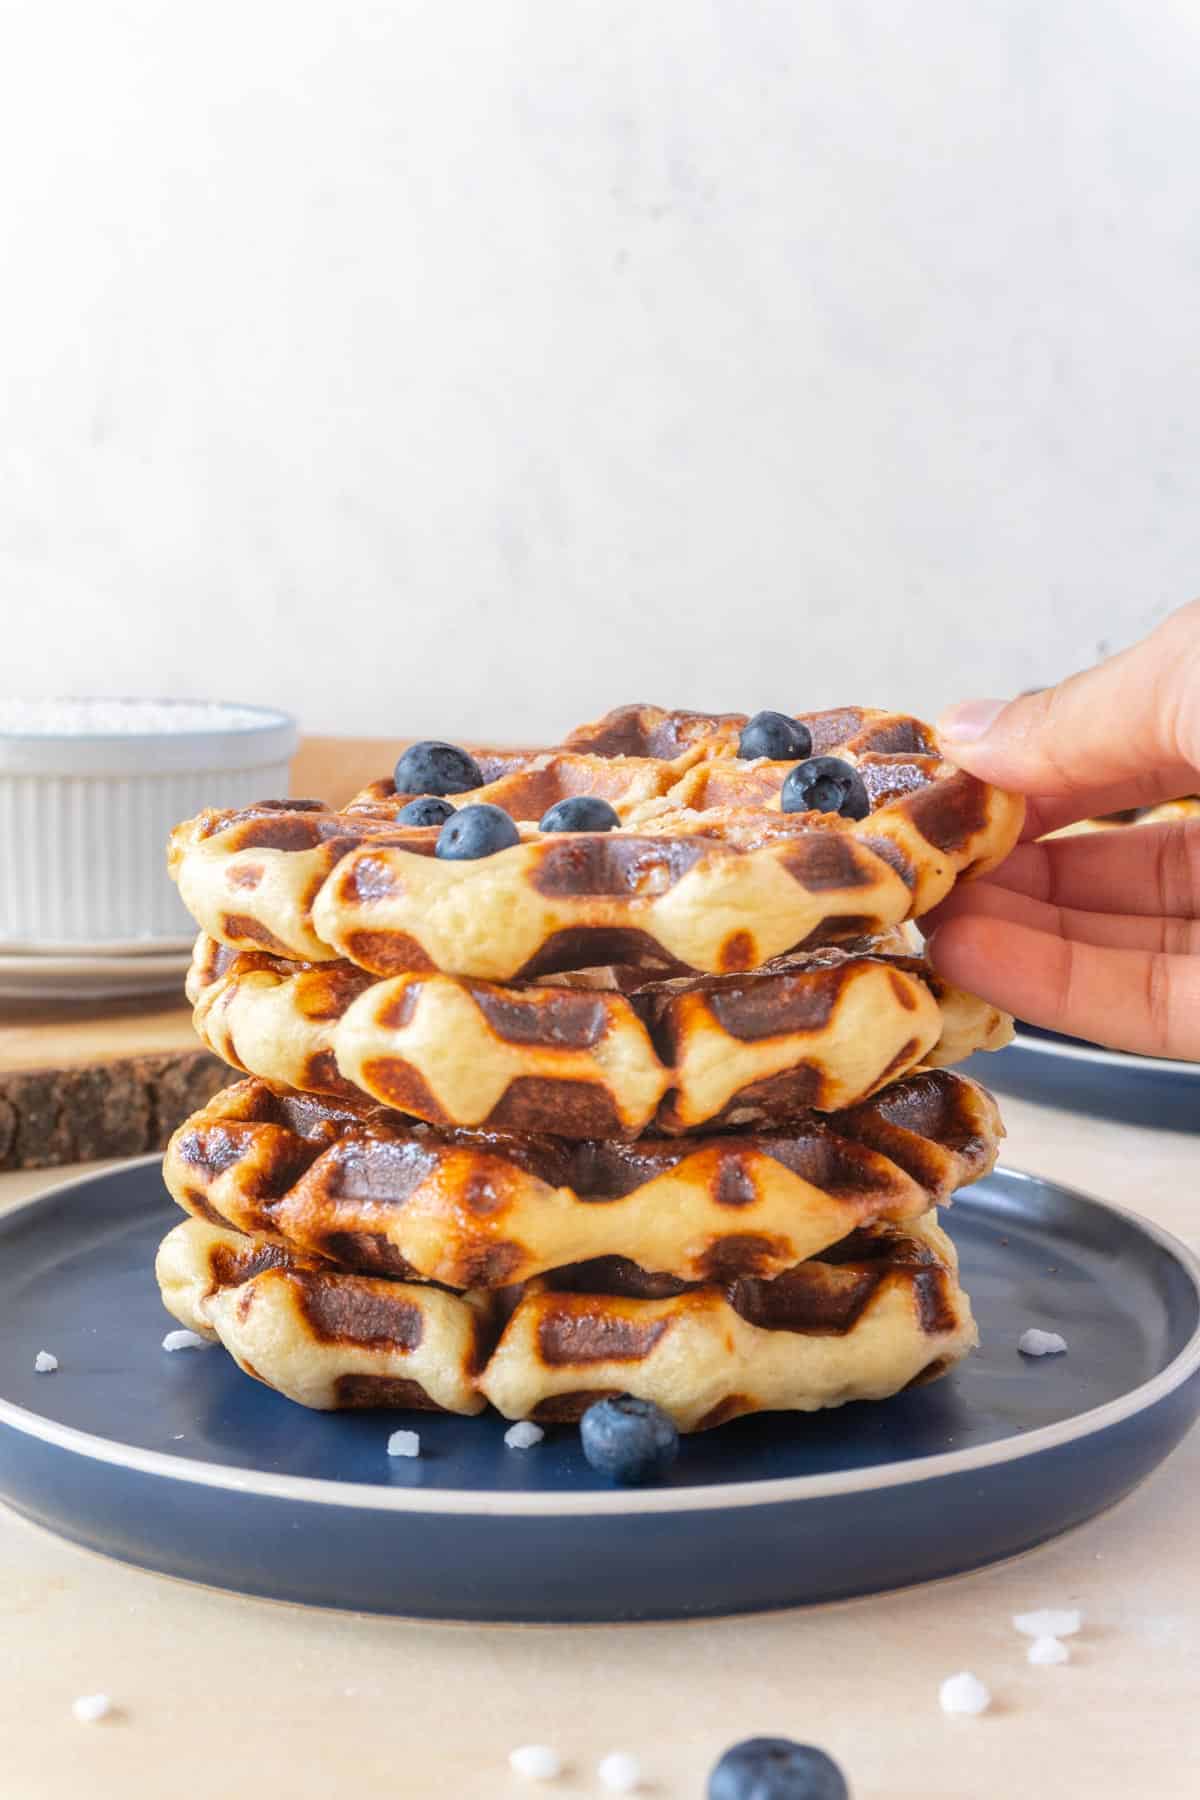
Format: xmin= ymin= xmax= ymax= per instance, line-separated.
xmin=0 ymin=699 xmax=296 ymax=946
xmin=1 ymin=1159 xmax=1197 ymax=1622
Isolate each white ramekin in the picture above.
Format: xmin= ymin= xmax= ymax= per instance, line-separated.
xmin=0 ymin=699 xmax=298 ymax=948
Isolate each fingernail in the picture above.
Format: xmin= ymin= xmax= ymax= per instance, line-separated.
xmin=937 ymin=699 xmax=1007 ymax=744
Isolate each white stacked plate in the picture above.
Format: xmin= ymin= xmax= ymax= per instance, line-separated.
xmin=0 ymin=698 xmax=297 ymax=1001
xmin=0 ymin=937 xmax=197 ymax=1002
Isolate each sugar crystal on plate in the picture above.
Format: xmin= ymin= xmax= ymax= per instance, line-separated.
xmin=162 ymin=1329 xmax=210 ymax=1352
xmin=504 ymin=1421 xmax=545 ymax=1450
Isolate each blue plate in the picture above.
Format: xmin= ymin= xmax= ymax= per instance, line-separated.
xmin=962 ymin=1029 xmax=1200 ymax=1131
xmin=1 ymin=1159 xmax=1198 ymax=1622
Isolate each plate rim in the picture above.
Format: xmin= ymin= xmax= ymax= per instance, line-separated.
xmin=2 ymin=1156 xmax=1199 ymax=1521
xmin=1010 ymin=1027 xmax=1200 ymax=1080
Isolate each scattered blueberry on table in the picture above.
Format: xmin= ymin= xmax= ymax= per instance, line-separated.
xmin=737 ymin=711 xmax=814 ymax=762
xmin=580 ymin=1395 xmax=679 ymax=1485
xmin=434 ymin=803 xmax=521 ymax=860
xmin=780 ymin=755 xmax=870 ymax=820
xmin=395 ymin=795 xmax=456 ymax=827
xmin=539 ymin=795 xmax=621 ymax=832
xmin=708 ymin=1736 xmax=850 ymax=1799
xmin=394 ymin=740 xmax=484 ymax=796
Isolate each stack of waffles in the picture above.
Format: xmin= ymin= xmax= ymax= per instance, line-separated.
xmin=158 ymin=705 xmax=1023 ymax=1435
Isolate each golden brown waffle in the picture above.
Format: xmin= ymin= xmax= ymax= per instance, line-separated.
xmin=479 ymin=1210 xmax=977 ymax=1430
xmin=167 ymin=705 xmax=1024 ymax=979
xmin=337 ymin=707 xmax=945 ymax=813
xmin=1049 ymin=796 xmax=1200 ymax=839
xmin=188 ymin=934 xmax=1012 ymax=1136
xmin=163 ymin=1070 xmax=1002 ymax=1288
xmin=157 ymin=1210 xmax=976 ymax=1429
xmin=562 ymin=703 xmax=976 ymax=761
xmin=156 ymin=1219 xmax=491 ymax=1415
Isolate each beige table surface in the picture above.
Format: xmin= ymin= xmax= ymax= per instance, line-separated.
xmin=1 ymin=1093 xmax=1198 ymax=1800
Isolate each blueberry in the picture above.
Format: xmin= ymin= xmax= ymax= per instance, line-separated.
xmin=780 ymin=755 xmax=870 ymax=821
xmin=708 ymin=1737 xmax=849 ymax=1800
xmin=395 ymin=796 xmax=456 ymax=827
xmin=580 ymin=1394 xmax=679 ymax=1485
xmin=394 ymin=741 xmax=483 ymax=797
xmin=539 ymin=795 xmax=621 ymax=833
xmin=434 ymin=803 xmax=520 ymax=860
xmin=737 ymin=711 xmax=814 ymax=762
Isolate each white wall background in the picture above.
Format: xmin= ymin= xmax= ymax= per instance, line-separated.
xmin=1 ymin=0 xmax=1198 ymax=743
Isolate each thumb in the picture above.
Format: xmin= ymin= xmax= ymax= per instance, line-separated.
xmin=937 ymin=599 xmax=1200 ymax=796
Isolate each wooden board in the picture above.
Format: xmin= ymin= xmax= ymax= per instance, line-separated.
xmin=0 ymin=998 xmax=227 ymax=1172
xmin=291 ymin=736 xmax=411 ymax=807
xmin=0 ymin=734 xmax=425 ymax=1170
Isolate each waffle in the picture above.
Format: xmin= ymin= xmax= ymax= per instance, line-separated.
xmin=167 ymin=706 xmax=1024 ymax=979
xmin=162 ymin=1070 xmax=1002 ymax=1289
xmin=156 ymin=1218 xmax=491 ymax=1414
xmin=1049 ymin=796 xmax=1200 ymax=838
xmin=188 ymin=934 xmax=1012 ymax=1136
xmin=156 ymin=1210 xmax=976 ymax=1429
xmin=479 ymin=1210 xmax=977 ymax=1430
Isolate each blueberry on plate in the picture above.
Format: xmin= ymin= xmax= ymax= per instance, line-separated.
xmin=396 ymin=796 xmax=456 ymax=827
xmin=737 ymin=710 xmax=813 ymax=762
xmin=539 ymin=795 xmax=621 ymax=833
xmin=434 ymin=803 xmax=520 ymax=861
xmin=394 ymin=741 xmax=484 ymax=797
xmin=708 ymin=1737 xmax=849 ymax=1800
xmin=780 ymin=755 xmax=870 ymax=821
xmin=580 ymin=1394 xmax=679 ymax=1485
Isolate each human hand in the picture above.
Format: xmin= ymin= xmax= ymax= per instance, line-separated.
xmin=923 ymin=599 xmax=1200 ymax=1061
